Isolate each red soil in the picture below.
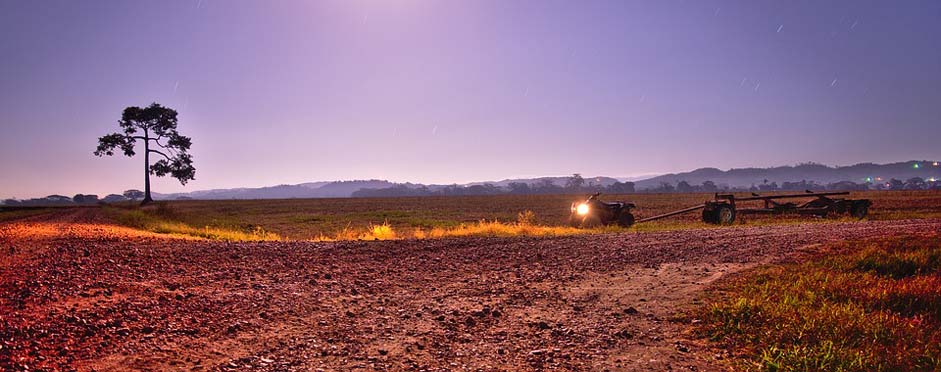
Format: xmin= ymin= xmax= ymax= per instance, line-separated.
xmin=2 ymin=209 xmax=939 ymax=371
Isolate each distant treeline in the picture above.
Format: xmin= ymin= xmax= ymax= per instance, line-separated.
xmin=352 ymin=178 xmax=636 ymax=197
xmin=352 ymin=174 xmax=941 ymax=197
xmin=4 ymin=177 xmax=939 ymax=205
xmin=2 ymin=190 xmax=145 ymax=207
xmin=646 ymin=177 xmax=939 ymax=193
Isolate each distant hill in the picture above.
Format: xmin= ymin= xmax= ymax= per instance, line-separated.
xmin=301 ymin=180 xmax=401 ymax=198
xmin=154 ymin=177 xmax=625 ymax=200
xmin=6 ymin=160 xmax=934 ymax=203
xmin=135 ymin=160 xmax=941 ymax=201
xmin=154 ymin=180 xmax=400 ymax=200
xmin=466 ymin=176 xmax=622 ymax=188
xmin=633 ymin=161 xmax=940 ymax=190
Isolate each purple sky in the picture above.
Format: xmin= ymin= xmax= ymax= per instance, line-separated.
xmin=2 ymin=1 xmax=940 ymax=198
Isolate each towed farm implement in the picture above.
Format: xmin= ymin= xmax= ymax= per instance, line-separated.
xmin=571 ymin=191 xmax=872 ymax=227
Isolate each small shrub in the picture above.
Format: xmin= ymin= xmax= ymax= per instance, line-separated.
xmin=333 ymin=225 xmax=359 ymax=241
xmin=517 ymin=210 xmax=536 ymax=226
xmin=361 ymin=222 xmax=396 ymax=240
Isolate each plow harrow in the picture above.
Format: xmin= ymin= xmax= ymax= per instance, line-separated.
xmin=571 ymin=191 xmax=872 ymax=228
xmin=698 ymin=191 xmax=871 ymax=224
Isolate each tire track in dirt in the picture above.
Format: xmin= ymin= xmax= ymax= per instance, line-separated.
xmin=2 ymin=210 xmax=939 ymax=371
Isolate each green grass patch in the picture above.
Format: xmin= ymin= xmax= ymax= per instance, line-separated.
xmin=695 ymin=234 xmax=941 ymax=371
xmin=105 ymin=204 xmax=280 ymax=241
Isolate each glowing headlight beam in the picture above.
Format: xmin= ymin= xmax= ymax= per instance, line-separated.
xmin=576 ymin=203 xmax=590 ymax=215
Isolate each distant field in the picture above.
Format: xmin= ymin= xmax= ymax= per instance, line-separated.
xmin=95 ymin=190 xmax=941 ymax=240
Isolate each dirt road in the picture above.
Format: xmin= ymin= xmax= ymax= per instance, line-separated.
xmin=2 ymin=209 xmax=940 ymax=371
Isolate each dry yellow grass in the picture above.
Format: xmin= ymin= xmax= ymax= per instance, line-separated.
xmin=92 ymin=191 xmax=941 ymax=242
xmin=310 ymin=219 xmax=590 ymax=241
xmin=317 ymin=210 xmax=591 ymax=241
xmin=148 ymin=220 xmax=281 ymax=241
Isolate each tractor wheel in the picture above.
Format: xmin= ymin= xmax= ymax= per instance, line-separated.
xmin=580 ymin=214 xmax=603 ymax=228
xmin=850 ymin=201 xmax=870 ymax=219
xmin=702 ymin=209 xmax=718 ymax=224
xmin=716 ymin=205 xmax=736 ymax=224
xmin=617 ymin=212 xmax=635 ymax=228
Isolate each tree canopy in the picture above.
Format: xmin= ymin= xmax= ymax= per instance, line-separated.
xmin=95 ymin=103 xmax=195 ymax=204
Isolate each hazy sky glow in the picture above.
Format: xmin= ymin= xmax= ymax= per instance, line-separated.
xmin=1 ymin=0 xmax=940 ymax=198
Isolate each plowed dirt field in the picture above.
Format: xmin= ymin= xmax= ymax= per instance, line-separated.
xmin=2 ymin=209 xmax=939 ymax=371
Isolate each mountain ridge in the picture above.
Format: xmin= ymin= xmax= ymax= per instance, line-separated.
xmin=139 ymin=160 xmax=941 ymax=200
xmin=633 ymin=161 xmax=939 ymax=190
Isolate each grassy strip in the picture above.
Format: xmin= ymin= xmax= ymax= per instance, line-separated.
xmin=316 ymin=211 xmax=597 ymax=241
xmin=105 ymin=202 xmax=869 ymax=242
xmin=106 ymin=205 xmax=605 ymax=241
xmin=104 ymin=200 xmax=909 ymax=243
xmin=154 ymin=190 xmax=941 ymax=240
xmin=316 ymin=220 xmax=593 ymax=241
xmin=695 ymin=234 xmax=941 ymax=371
xmin=105 ymin=205 xmax=281 ymax=241
xmin=0 ymin=208 xmax=53 ymax=222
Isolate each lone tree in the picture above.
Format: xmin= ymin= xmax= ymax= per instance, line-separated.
xmin=95 ymin=103 xmax=195 ymax=205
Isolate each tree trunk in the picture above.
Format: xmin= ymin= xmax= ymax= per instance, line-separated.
xmin=141 ymin=129 xmax=153 ymax=206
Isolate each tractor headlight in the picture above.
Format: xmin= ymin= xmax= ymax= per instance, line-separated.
xmin=576 ymin=203 xmax=589 ymax=215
